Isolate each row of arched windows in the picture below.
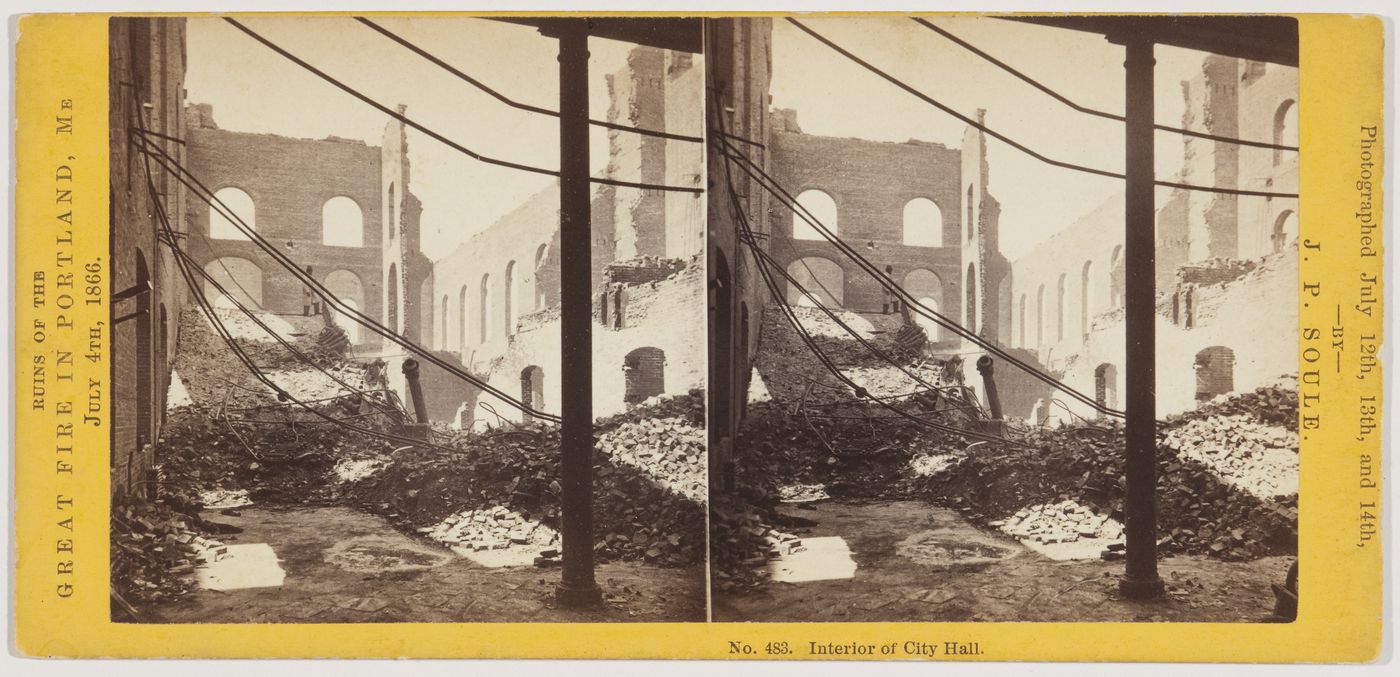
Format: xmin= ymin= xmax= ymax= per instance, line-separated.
xmin=208 ymin=186 xmax=368 ymax=247
xmin=791 ymin=189 xmax=948 ymax=248
xmin=439 ymin=244 xmax=551 ymax=353
xmin=1015 ymin=246 xmax=1125 ymax=351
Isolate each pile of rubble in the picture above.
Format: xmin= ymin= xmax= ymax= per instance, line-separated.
xmin=1164 ymin=415 xmax=1299 ymax=500
xmin=924 ymin=383 xmax=1299 ymax=561
xmin=354 ymin=391 xmax=707 ymax=567
xmin=423 ymin=506 xmax=559 ymax=553
xmin=709 ymin=495 xmax=801 ymax=592
xmin=1176 ymin=379 xmax=1299 ymax=427
xmin=597 ymin=417 xmax=705 ymax=502
xmin=996 ymin=499 xmax=1124 ymax=544
xmin=110 ymin=502 xmax=206 ymax=612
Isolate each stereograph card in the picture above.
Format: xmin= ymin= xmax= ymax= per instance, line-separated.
xmin=8 ymin=7 xmax=1386 ymax=663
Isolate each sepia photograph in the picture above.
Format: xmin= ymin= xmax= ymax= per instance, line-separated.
xmin=706 ymin=15 xmax=1301 ymax=623
xmin=108 ymin=15 xmax=707 ymax=623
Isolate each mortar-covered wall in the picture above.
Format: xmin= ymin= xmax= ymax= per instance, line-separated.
xmin=462 ymin=262 xmax=706 ymax=427
xmin=767 ymin=112 xmax=964 ymax=342
xmin=1027 ymin=251 xmax=1297 ymax=422
xmin=110 ymin=17 xmax=188 ymax=501
xmin=185 ymin=114 xmax=384 ymax=338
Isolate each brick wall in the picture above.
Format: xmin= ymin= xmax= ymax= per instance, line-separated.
xmin=184 ymin=121 xmax=384 ymax=337
xmin=109 ymin=17 xmax=187 ymax=501
xmin=767 ymin=118 xmax=964 ymax=332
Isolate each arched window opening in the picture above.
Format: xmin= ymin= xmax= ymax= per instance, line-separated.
xmin=533 ymin=244 xmax=549 ymax=310
xmin=210 ymin=187 xmax=254 ymax=240
xmin=1273 ymin=99 xmax=1298 ymax=165
xmin=1195 ymin=346 xmax=1236 ymax=402
xmin=458 ymin=285 xmax=469 ymax=355
xmin=135 ymin=250 xmax=153 ymax=453
xmin=503 ymin=260 xmax=517 ymax=337
xmin=204 ymin=257 xmax=263 ymax=310
xmin=321 ymin=196 xmax=364 ymax=247
xmin=1056 ymin=273 xmax=1067 ymax=341
xmin=520 ymin=366 xmax=545 ymax=421
xmin=624 ymin=347 xmax=666 ymax=405
xmin=901 ymin=198 xmax=943 ymax=247
xmin=386 ymin=182 xmax=397 ymax=240
xmin=1017 ymin=294 xmax=1027 ymax=348
xmin=441 ymin=294 xmax=450 ymax=348
xmin=792 ymin=189 xmax=836 ymax=241
xmin=386 ymin=263 xmax=399 ymax=332
xmin=965 ymin=263 xmax=977 ymax=334
xmin=324 ymin=269 xmax=364 ymax=344
xmin=478 ymin=273 xmax=491 ymax=344
xmin=904 ymin=269 xmax=943 ymax=340
xmin=1035 ymin=285 xmax=1046 ymax=347
xmin=785 ymin=257 xmax=844 ymax=308
xmin=1080 ymin=260 xmax=1095 ymax=338
xmin=1273 ymin=210 xmax=1298 ymax=253
xmin=1109 ymin=245 xmax=1124 ymax=309
xmin=966 ymin=184 xmax=975 ymax=242
xmin=1095 ymin=363 xmax=1119 ymax=411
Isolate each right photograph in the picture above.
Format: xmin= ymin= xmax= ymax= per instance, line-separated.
xmin=706 ymin=16 xmax=1301 ymax=623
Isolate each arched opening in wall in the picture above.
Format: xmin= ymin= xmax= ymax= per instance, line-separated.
xmin=210 ymin=187 xmax=254 ymax=240
xmin=503 ymin=260 xmax=517 ymax=337
xmin=135 ymin=250 xmax=153 ymax=456
xmin=1273 ymin=99 xmax=1297 ymax=165
xmin=1273 ymin=210 xmax=1298 ymax=253
xmin=203 ymin=257 xmax=263 ymax=310
xmin=792 ymin=189 xmax=836 ymax=241
xmin=478 ymin=273 xmax=491 ymax=344
xmin=457 ymin=285 xmax=469 ymax=355
xmin=1094 ymin=363 xmax=1119 ymax=411
xmin=711 ymin=250 xmax=733 ymax=452
xmin=1055 ymin=273 xmax=1067 ymax=341
xmin=785 ymin=257 xmax=844 ymax=307
xmin=901 ymin=198 xmax=943 ymax=247
xmin=1109 ymin=245 xmax=1124 ymax=309
xmin=1035 ymin=285 xmax=1046 ymax=347
xmin=1017 ymin=294 xmax=1027 ymax=348
xmin=158 ymin=303 xmax=169 ymax=399
xmin=624 ymin=347 xmax=666 ymax=405
xmin=1080 ymin=260 xmax=1095 ymax=338
xmin=386 ymin=263 xmax=399 ymax=332
xmin=904 ymin=269 xmax=943 ymax=340
xmin=738 ymin=301 xmax=751 ymax=417
xmin=520 ymin=366 xmax=545 ymax=421
xmin=965 ymin=184 xmax=975 ymax=242
xmin=533 ymin=244 xmax=548 ymax=310
xmin=321 ymin=196 xmax=364 ymax=247
xmin=386 ymin=182 xmax=397 ymax=240
xmin=1194 ymin=346 xmax=1236 ymax=402
xmin=324 ymin=269 xmax=365 ymax=344
xmin=965 ymin=263 xmax=977 ymax=334
xmin=441 ymin=294 xmax=450 ymax=349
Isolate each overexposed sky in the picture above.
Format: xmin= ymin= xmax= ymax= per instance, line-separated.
xmin=185 ymin=16 xmax=672 ymax=256
xmin=771 ymin=16 xmax=1224 ymax=260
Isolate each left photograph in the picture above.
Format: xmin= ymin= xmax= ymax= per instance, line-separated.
xmin=109 ymin=16 xmax=707 ymax=622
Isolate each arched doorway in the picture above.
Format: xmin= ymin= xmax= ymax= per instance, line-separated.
xmin=204 ymin=256 xmax=262 ymax=310
xmin=904 ymin=269 xmax=943 ymax=340
xmin=624 ymin=347 xmax=666 ymax=404
xmin=520 ymin=365 xmax=545 ymax=422
xmin=785 ymin=257 xmax=844 ymax=307
xmin=1095 ymin=363 xmax=1119 ymax=411
xmin=1195 ymin=346 xmax=1236 ymax=402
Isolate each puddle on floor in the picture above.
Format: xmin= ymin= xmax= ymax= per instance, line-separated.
xmin=896 ymin=530 xmax=1019 ymax=566
xmin=768 ymin=536 xmax=858 ymax=583
xmin=451 ymin=545 xmax=550 ymax=568
xmin=1020 ymin=537 xmax=1123 ymax=561
xmin=196 ymin=543 xmax=286 ymax=591
xmin=325 ymin=535 xmax=455 ymax=573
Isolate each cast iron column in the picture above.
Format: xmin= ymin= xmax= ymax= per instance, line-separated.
xmin=1120 ymin=36 xmax=1165 ymax=599
xmin=555 ymin=21 xmax=602 ymax=607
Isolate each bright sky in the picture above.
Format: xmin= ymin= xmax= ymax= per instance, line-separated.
xmin=771 ymin=17 xmax=1219 ymax=260
xmin=185 ymin=16 xmax=666 ymax=256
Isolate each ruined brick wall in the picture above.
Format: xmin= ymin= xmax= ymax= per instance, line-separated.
xmin=109 ymin=17 xmax=187 ymax=501
xmin=708 ymin=18 xmax=774 ymax=488
xmin=768 ymin=117 xmax=964 ymax=335
xmin=184 ymin=117 xmax=384 ymax=342
xmin=458 ymin=262 xmax=706 ymax=427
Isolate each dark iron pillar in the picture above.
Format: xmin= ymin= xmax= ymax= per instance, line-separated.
xmin=554 ymin=20 xmax=603 ymax=608
xmin=1119 ymin=36 xmax=1166 ymax=599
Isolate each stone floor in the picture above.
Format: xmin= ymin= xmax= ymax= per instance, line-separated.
xmin=714 ymin=499 xmax=1293 ymax=623
xmin=138 ymin=506 xmax=706 ymax=623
